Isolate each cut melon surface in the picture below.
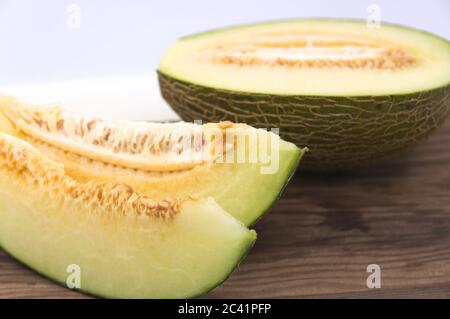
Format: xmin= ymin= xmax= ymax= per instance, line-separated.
xmin=159 ymin=19 xmax=450 ymax=96
xmin=0 ymin=133 xmax=256 ymax=298
xmin=0 ymin=95 xmax=305 ymax=225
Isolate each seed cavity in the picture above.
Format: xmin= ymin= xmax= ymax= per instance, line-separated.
xmin=201 ymin=32 xmax=416 ymax=70
xmin=0 ymin=102 xmax=238 ymax=172
xmin=0 ymin=135 xmax=184 ymax=218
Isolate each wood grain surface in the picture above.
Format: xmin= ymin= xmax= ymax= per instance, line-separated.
xmin=1 ymin=119 xmax=449 ymax=299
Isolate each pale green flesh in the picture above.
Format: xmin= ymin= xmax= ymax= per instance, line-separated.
xmin=0 ymin=135 xmax=256 ymax=299
xmin=203 ymin=141 xmax=304 ymax=225
xmin=0 ymin=193 xmax=255 ymax=298
xmin=159 ymin=19 xmax=450 ymax=96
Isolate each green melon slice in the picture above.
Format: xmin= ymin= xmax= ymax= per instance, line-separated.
xmin=0 ymin=133 xmax=256 ymax=298
xmin=158 ymin=19 xmax=450 ymax=170
xmin=0 ymin=95 xmax=305 ymax=225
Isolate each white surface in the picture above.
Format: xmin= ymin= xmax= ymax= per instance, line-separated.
xmin=0 ymin=75 xmax=180 ymax=122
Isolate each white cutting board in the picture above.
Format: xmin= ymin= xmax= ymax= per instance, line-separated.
xmin=0 ymin=75 xmax=181 ymax=122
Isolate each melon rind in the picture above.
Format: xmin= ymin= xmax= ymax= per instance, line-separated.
xmin=159 ymin=73 xmax=449 ymax=170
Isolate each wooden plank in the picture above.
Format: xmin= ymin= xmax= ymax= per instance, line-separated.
xmin=1 ymin=120 xmax=449 ymax=299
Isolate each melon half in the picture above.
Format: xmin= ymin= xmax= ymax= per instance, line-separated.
xmin=158 ymin=19 xmax=450 ymax=170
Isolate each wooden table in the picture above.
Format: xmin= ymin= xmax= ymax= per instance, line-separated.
xmin=1 ymin=120 xmax=449 ymax=299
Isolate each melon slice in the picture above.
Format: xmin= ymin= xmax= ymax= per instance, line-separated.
xmin=0 ymin=95 xmax=305 ymax=225
xmin=158 ymin=19 xmax=450 ymax=170
xmin=0 ymin=132 xmax=256 ymax=298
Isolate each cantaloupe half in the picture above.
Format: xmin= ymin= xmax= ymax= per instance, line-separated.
xmin=0 ymin=95 xmax=305 ymax=226
xmin=0 ymin=132 xmax=256 ymax=298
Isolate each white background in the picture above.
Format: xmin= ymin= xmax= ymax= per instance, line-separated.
xmin=0 ymin=0 xmax=448 ymax=120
